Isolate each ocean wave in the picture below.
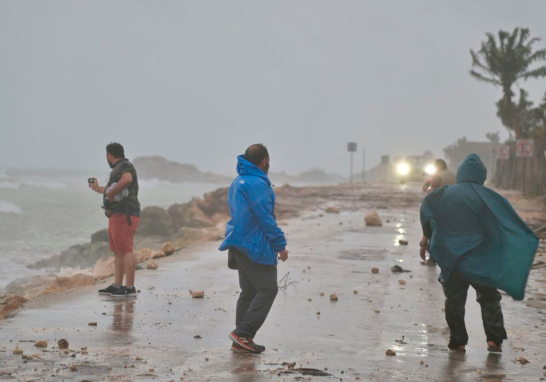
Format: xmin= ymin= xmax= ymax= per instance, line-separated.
xmin=0 ymin=180 xmax=67 ymax=190
xmin=0 ymin=201 xmax=21 ymax=214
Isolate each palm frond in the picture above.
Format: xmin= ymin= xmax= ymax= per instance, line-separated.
xmin=470 ymin=50 xmax=494 ymax=74
xmin=525 ymin=37 xmax=541 ymax=49
xmin=518 ymin=28 xmax=530 ymax=46
xmin=519 ymin=66 xmax=546 ymax=80
xmin=470 ymin=70 xmax=501 ymax=85
xmin=506 ymin=28 xmax=519 ymax=53
xmin=526 ymin=48 xmax=546 ymax=64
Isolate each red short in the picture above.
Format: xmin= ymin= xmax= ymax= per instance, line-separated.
xmin=108 ymin=215 xmax=140 ymax=254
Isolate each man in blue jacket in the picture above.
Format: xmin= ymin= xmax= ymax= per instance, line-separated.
xmin=219 ymin=144 xmax=289 ymax=354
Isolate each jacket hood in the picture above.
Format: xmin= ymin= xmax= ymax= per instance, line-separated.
xmin=456 ymin=154 xmax=487 ymax=185
xmin=236 ymin=155 xmax=270 ymax=184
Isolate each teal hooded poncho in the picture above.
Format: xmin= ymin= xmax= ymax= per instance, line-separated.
xmin=420 ymin=154 xmax=538 ymax=300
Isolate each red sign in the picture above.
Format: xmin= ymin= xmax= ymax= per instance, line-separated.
xmin=496 ymin=145 xmax=510 ymax=160
xmin=516 ymin=140 xmax=534 ymax=158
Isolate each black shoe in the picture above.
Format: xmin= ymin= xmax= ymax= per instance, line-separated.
xmin=229 ymin=332 xmax=262 ymax=354
xmin=110 ymin=286 xmax=137 ymax=298
xmin=98 ymin=284 xmax=121 ymax=295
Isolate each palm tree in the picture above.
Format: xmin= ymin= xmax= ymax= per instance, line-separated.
xmin=470 ymin=28 xmax=546 ymax=138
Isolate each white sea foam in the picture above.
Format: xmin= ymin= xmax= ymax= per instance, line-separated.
xmin=0 ymin=201 xmax=21 ymax=214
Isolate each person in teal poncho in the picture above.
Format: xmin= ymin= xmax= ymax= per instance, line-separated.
xmin=420 ymin=154 xmax=538 ymax=352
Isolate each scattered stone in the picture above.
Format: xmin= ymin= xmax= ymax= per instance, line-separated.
xmin=194 ymin=335 xmax=202 ymax=339
xmin=398 ymin=280 xmax=407 ymax=286
xmin=374 ymin=310 xmax=380 ymax=314
xmin=391 ymin=265 xmax=404 ymax=273
xmin=205 ymin=357 xmax=209 ymax=362
xmin=136 ymin=356 xmax=143 ymax=361
xmin=146 ymin=260 xmax=158 ymax=270
xmin=319 ymin=292 xmax=325 ymax=296
xmin=420 ymin=361 xmax=424 ymax=365
xmin=364 ymin=210 xmax=382 ymax=227
xmin=398 ymin=240 xmax=409 ymax=246
xmin=35 ymin=341 xmax=48 ymax=348
xmin=316 ymin=311 xmax=321 ymax=315
xmin=88 ymin=322 xmax=97 ymax=326
xmin=308 ymin=298 xmax=312 ymax=302
xmin=58 ymin=339 xmax=69 ymax=349
xmin=13 ymin=347 xmax=23 ymax=355
xmin=70 ymin=364 xmax=77 ymax=372
xmin=353 ymin=290 xmax=358 ymax=295
xmin=190 ymin=290 xmax=205 ymax=298
xmin=325 ymin=207 xmax=340 ymax=214
xmin=287 ymin=362 xmax=296 ymax=369
xmin=371 ymin=267 xmax=379 ymax=274
xmin=161 ymin=242 xmax=176 ymax=256
xmin=519 ymin=357 xmax=529 ymax=365
xmin=386 ymin=349 xmax=396 ymax=356
xmin=151 ymin=250 xmax=166 ymax=260
xmin=330 ymin=293 xmax=338 ymax=301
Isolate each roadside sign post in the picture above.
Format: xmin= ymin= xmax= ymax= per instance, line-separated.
xmin=362 ymin=148 xmax=366 ymax=182
xmin=516 ymin=140 xmax=534 ymax=158
xmin=496 ymin=145 xmax=510 ymax=160
xmin=347 ymin=142 xmax=357 ymax=184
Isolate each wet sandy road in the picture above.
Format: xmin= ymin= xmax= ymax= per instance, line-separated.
xmin=1 ymin=185 xmax=546 ymax=381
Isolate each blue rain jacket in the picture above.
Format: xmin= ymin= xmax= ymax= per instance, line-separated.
xmin=219 ymin=155 xmax=287 ymax=265
xmin=421 ymin=154 xmax=538 ymax=300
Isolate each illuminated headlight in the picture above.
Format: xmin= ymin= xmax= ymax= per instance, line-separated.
xmin=397 ymin=163 xmax=410 ymax=176
xmin=425 ymin=164 xmax=436 ymax=175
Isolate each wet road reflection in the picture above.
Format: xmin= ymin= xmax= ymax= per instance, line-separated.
xmin=230 ymin=353 xmax=260 ymax=382
xmin=110 ymin=299 xmax=136 ymax=344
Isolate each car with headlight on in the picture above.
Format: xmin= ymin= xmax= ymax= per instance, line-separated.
xmin=395 ymin=153 xmax=437 ymax=183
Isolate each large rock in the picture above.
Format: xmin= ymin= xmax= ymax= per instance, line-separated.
xmin=59 ymin=242 xmax=111 ymax=269
xmin=91 ymin=229 xmax=109 ymax=243
xmin=5 ymin=275 xmax=58 ymax=300
xmin=168 ymin=201 xmax=213 ymax=230
xmin=364 ymin=210 xmax=383 ymax=227
xmin=139 ymin=206 xmax=175 ymax=236
xmin=27 ymin=254 xmax=61 ymax=270
xmin=92 ymin=257 xmax=115 ymax=279
xmin=40 ymin=274 xmax=97 ymax=297
xmin=0 ymin=295 xmax=28 ymax=320
xmin=6 ymin=274 xmax=97 ymax=300
xmin=196 ymin=188 xmax=229 ymax=217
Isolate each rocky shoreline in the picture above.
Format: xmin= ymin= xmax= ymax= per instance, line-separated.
xmin=0 ymin=186 xmax=230 ymax=320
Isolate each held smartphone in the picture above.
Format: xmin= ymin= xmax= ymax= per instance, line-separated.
xmin=88 ymin=178 xmax=96 ymax=184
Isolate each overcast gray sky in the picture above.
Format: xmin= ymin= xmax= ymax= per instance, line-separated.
xmin=1 ymin=1 xmax=546 ymax=176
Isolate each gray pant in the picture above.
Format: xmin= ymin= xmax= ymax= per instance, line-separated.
xmin=232 ymin=249 xmax=278 ymax=338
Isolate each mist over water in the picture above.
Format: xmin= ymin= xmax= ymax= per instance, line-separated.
xmin=0 ymin=170 xmax=225 ymax=289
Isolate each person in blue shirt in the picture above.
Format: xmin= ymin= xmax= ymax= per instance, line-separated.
xmin=219 ymin=144 xmax=289 ymax=354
